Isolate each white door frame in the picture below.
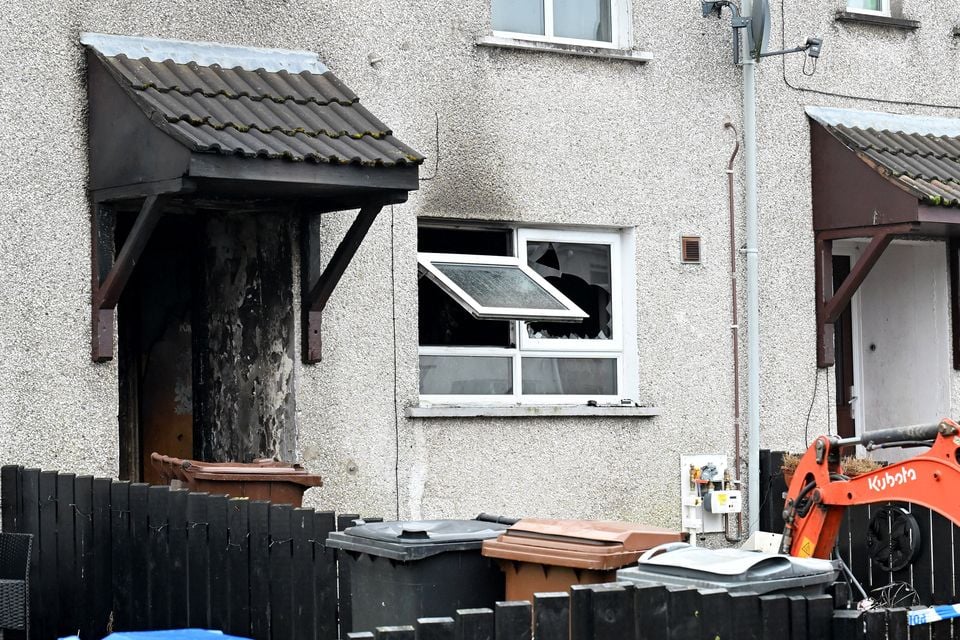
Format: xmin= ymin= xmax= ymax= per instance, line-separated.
xmin=832 ymin=241 xmax=866 ymax=435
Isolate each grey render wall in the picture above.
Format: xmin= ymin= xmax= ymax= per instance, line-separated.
xmin=0 ymin=0 xmax=957 ymax=530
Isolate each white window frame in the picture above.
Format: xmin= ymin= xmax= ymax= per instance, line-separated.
xmin=418 ymin=226 xmax=637 ymax=406
xmin=417 ymin=252 xmax=588 ymax=322
xmin=518 ymin=228 xmax=622 ymax=353
xmin=491 ymin=0 xmax=632 ymax=50
xmin=845 ymin=0 xmax=890 ymax=17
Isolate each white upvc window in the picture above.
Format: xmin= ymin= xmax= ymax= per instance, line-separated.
xmin=846 ymin=0 xmax=890 ymax=16
xmin=417 ymin=225 xmax=636 ymax=405
xmin=491 ymin=0 xmax=632 ymax=49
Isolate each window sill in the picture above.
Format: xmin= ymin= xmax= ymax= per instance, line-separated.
xmin=475 ymin=35 xmax=653 ymax=63
xmin=405 ymin=404 xmax=661 ymax=419
xmin=834 ymin=11 xmax=919 ymax=30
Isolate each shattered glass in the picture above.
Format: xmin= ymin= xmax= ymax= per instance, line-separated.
xmin=525 ymin=241 xmax=613 ymax=340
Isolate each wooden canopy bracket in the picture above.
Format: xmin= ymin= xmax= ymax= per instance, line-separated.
xmin=91 ymin=194 xmax=168 ymax=361
xmin=815 ymin=223 xmax=917 ymax=367
xmin=301 ymin=205 xmax=383 ymax=363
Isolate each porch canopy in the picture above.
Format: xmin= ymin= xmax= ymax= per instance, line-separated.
xmin=81 ymin=33 xmax=424 ymax=362
xmin=808 ymin=106 xmax=960 ymax=367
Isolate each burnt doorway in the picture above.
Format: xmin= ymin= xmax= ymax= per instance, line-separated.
xmin=117 ymin=211 xmax=297 ymax=482
xmin=833 ymin=254 xmax=856 ymax=440
xmin=118 ymin=214 xmax=197 ymax=483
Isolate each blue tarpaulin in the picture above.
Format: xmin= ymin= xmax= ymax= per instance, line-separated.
xmin=61 ymin=631 xmax=251 ymax=640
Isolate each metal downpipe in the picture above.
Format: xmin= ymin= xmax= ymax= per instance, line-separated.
xmin=742 ymin=54 xmax=761 ymax=534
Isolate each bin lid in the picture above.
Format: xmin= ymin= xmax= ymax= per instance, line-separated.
xmin=151 ymin=453 xmax=322 ymax=487
xmin=326 ymin=519 xmax=510 ymax=561
xmin=617 ymin=546 xmax=839 ymax=594
xmin=481 ymin=519 xmax=684 ymax=570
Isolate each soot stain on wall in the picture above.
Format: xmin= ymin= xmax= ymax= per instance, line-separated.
xmin=195 ymin=211 xmax=296 ymax=463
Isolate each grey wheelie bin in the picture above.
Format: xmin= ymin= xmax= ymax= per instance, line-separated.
xmin=326 ymin=519 xmax=509 ymax=632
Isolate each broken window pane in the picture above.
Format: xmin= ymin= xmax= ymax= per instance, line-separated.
xmin=420 ymin=355 xmax=513 ymax=395
xmin=525 ymin=241 xmax=613 ymax=340
xmin=521 ymin=357 xmax=617 ymax=395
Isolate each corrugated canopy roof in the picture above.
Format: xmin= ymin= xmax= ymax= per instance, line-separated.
xmin=807 ymin=106 xmax=960 ymax=208
xmin=82 ymin=33 xmax=424 ymax=168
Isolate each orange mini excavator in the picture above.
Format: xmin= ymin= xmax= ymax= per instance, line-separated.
xmin=781 ymin=419 xmax=960 ymax=562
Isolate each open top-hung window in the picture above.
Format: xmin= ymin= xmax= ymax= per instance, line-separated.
xmin=491 ymin=0 xmax=630 ymax=48
xmin=418 ymin=225 xmax=635 ymax=404
xmin=417 ymin=253 xmax=588 ymax=321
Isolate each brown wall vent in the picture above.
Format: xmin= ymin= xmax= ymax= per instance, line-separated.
xmin=681 ymin=235 xmax=702 ymax=264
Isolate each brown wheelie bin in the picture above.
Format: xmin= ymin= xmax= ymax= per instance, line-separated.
xmin=151 ymin=452 xmax=322 ymax=507
xmin=481 ymin=519 xmax=684 ymax=602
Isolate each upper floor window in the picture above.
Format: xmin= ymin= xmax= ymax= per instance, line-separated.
xmin=491 ymin=0 xmax=630 ymax=48
xmin=846 ymin=0 xmax=890 ymax=16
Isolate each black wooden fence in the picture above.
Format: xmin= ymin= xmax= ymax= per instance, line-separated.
xmin=344 ymin=582 xmax=925 ymax=640
xmin=4 ymin=462 xmax=953 ymax=640
xmin=0 ymin=465 xmax=355 ymax=640
xmin=760 ymin=450 xmax=960 ymax=609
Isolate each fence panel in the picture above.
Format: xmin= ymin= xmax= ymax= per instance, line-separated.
xmin=728 ymin=591 xmax=762 ymax=640
xmin=699 ymin=589 xmax=730 ymax=640
xmin=494 ymin=602 xmax=531 ymax=640
xmin=37 ymin=471 xmax=58 ymax=640
xmin=415 ymin=616 xmax=455 ymax=640
xmin=269 ymin=503 xmax=295 ymax=640
xmin=291 ymin=508 xmax=315 ymax=640
xmin=207 ymin=494 xmax=230 ymax=633
xmin=111 ymin=480 xmax=133 ymax=631
xmin=314 ymin=511 xmax=338 ymax=640
xmin=147 ymin=485 xmax=171 ymax=629
xmin=76 ymin=476 xmax=97 ymax=639
xmin=92 ymin=478 xmax=114 ymax=637
xmin=454 ymin=608 xmax=494 ymax=640
xmin=167 ymin=488 xmax=189 ymax=631
xmin=186 ymin=491 xmax=210 ymax=628
xmin=249 ymin=499 xmax=272 ymax=640
xmin=533 ymin=592 xmax=569 ymax=640
xmin=55 ymin=472 xmax=77 ymax=636
xmin=227 ymin=497 xmax=251 ymax=637
xmin=129 ymin=483 xmax=150 ymax=630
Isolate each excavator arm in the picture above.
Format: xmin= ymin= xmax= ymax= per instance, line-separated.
xmin=782 ymin=419 xmax=960 ymax=559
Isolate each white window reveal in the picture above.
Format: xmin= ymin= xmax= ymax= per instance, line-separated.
xmin=418 ymin=225 xmax=635 ymax=405
xmin=846 ymin=0 xmax=890 ymax=16
xmin=491 ymin=0 xmax=631 ymax=48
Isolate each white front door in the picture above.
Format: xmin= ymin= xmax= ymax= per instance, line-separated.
xmin=837 ymin=240 xmax=951 ymax=462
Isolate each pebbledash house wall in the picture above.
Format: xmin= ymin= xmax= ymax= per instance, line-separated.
xmin=1 ymin=0 xmax=958 ymax=530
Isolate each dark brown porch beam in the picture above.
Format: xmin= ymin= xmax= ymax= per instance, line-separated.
xmin=302 ymin=205 xmax=383 ymax=363
xmin=91 ymin=194 xmax=167 ymax=361
xmin=815 ymin=223 xmax=916 ymax=367
xmin=823 ymin=232 xmax=895 ymax=324
xmin=815 ymin=236 xmax=835 ymax=367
